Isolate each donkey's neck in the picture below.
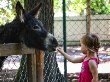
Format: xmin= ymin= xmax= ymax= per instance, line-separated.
xmin=0 ymin=20 xmax=22 ymax=43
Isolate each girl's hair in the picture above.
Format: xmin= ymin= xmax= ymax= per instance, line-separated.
xmin=81 ymin=34 xmax=100 ymax=53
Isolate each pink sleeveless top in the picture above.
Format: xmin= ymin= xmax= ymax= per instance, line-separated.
xmin=78 ymin=56 xmax=99 ymax=82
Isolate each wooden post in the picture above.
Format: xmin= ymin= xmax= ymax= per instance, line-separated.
xmin=27 ymin=55 xmax=33 ymax=82
xmin=31 ymin=49 xmax=44 ymax=82
xmin=86 ymin=0 xmax=91 ymax=34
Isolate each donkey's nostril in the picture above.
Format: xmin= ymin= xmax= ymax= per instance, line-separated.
xmin=46 ymin=33 xmax=58 ymax=51
xmin=52 ymin=47 xmax=56 ymax=51
xmin=48 ymin=33 xmax=58 ymax=46
xmin=52 ymin=37 xmax=58 ymax=46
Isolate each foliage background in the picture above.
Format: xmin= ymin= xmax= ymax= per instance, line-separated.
xmin=0 ymin=0 xmax=110 ymax=24
xmin=0 ymin=0 xmax=24 ymax=24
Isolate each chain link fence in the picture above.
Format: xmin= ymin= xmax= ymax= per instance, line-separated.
xmin=54 ymin=0 xmax=110 ymax=82
xmin=0 ymin=0 xmax=110 ymax=82
xmin=0 ymin=55 xmax=22 ymax=82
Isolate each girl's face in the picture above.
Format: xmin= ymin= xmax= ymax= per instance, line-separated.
xmin=80 ymin=40 xmax=88 ymax=54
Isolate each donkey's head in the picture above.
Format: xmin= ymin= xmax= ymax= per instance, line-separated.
xmin=16 ymin=1 xmax=58 ymax=51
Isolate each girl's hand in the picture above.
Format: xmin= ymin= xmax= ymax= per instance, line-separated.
xmin=57 ymin=47 xmax=64 ymax=53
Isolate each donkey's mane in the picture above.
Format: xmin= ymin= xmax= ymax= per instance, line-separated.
xmin=0 ymin=19 xmax=23 ymax=43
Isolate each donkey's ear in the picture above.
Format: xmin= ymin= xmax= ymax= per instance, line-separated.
xmin=16 ymin=1 xmax=26 ymax=22
xmin=29 ymin=3 xmax=42 ymax=18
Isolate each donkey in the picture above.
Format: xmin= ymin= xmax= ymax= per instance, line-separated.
xmin=0 ymin=1 xmax=58 ymax=69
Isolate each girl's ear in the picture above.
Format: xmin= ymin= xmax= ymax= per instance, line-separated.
xmin=86 ymin=47 xmax=89 ymax=51
xmin=85 ymin=46 xmax=89 ymax=51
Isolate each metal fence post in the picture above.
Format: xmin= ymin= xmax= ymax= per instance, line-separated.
xmin=62 ymin=0 xmax=67 ymax=82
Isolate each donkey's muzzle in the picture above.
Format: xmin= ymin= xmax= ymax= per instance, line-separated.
xmin=46 ymin=33 xmax=58 ymax=51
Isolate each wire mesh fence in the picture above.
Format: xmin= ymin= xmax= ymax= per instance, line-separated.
xmin=0 ymin=55 xmax=29 ymax=82
xmin=44 ymin=51 xmax=65 ymax=82
xmin=0 ymin=55 xmax=21 ymax=82
xmin=54 ymin=0 xmax=110 ymax=82
xmin=0 ymin=0 xmax=110 ymax=82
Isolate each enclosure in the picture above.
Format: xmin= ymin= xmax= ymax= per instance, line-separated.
xmin=0 ymin=0 xmax=110 ymax=82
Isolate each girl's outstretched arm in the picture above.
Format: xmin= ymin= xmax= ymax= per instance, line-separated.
xmin=57 ymin=47 xmax=84 ymax=63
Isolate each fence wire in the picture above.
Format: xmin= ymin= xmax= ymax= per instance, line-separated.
xmin=0 ymin=55 xmax=21 ymax=82
xmin=0 ymin=0 xmax=110 ymax=82
xmin=44 ymin=51 xmax=65 ymax=82
xmin=54 ymin=0 xmax=110 ymax=82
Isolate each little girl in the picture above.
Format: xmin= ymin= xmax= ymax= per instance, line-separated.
xmin=57 ymin=34 xmax=100 ymax=82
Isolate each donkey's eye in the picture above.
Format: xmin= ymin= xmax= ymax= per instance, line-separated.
xmin=33 ymin=25 xmax=39 ymax=29
xmin=32 ymin=25 xmax=41 ymax=31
